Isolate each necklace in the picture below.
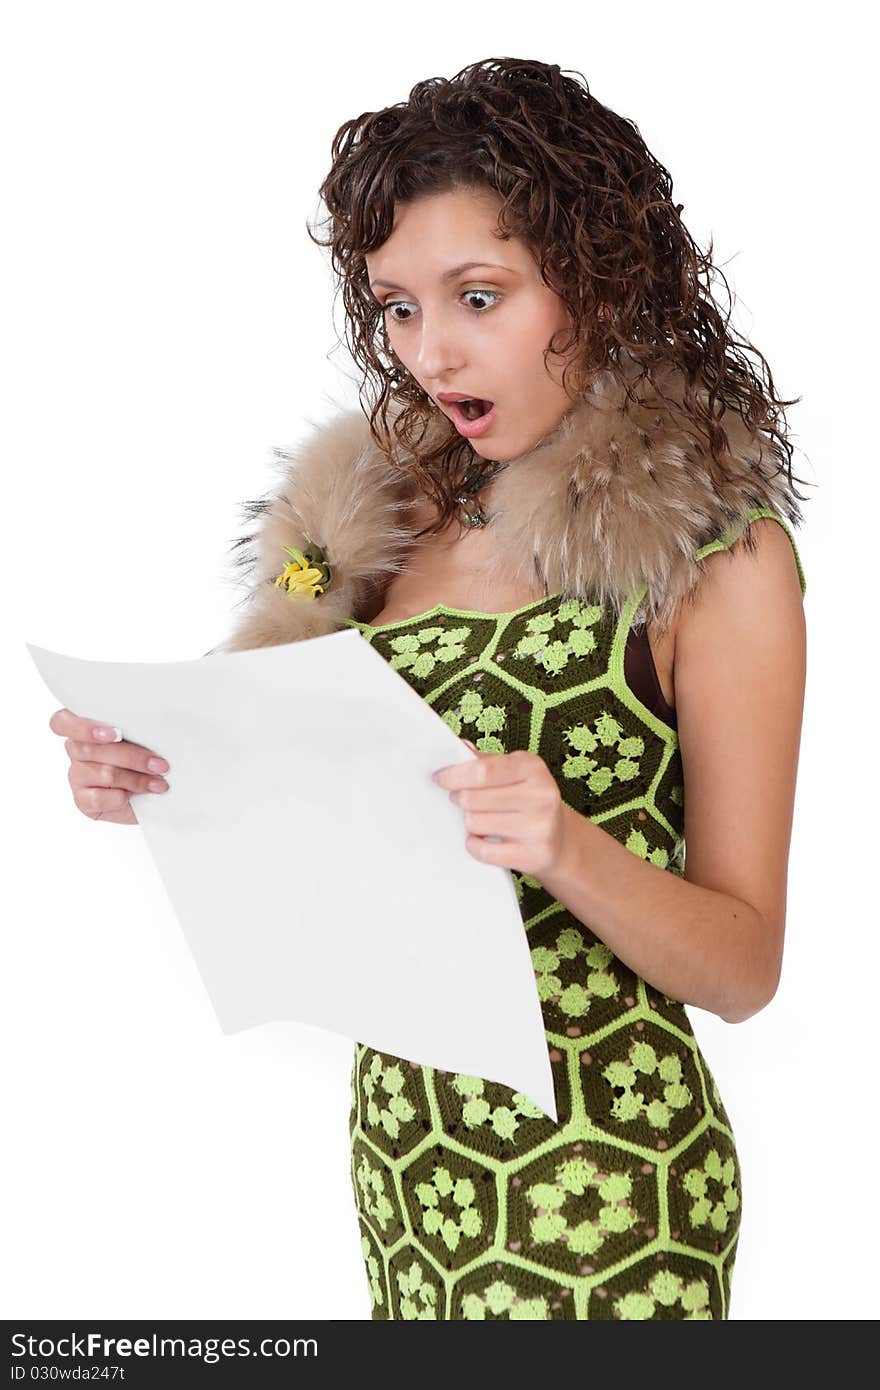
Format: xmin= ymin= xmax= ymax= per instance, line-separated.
xmin=454 ymin=458 xmax=509 ymax=529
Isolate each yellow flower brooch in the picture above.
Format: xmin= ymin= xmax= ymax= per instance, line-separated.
xmin=273 ymin=540 xmax=332 ymax=600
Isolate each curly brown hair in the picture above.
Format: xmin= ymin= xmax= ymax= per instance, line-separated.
xmin=307 ymin=55 xmax=811 ymax=540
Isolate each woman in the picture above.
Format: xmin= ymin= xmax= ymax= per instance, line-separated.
xmin=52 ymin=58 xmax=810 ymax=1319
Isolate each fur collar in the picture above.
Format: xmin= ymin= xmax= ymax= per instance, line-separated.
xmin=219 ymin=351 xmax=804 ymax=653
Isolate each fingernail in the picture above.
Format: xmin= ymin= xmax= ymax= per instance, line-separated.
xmin=93 ymin=726 xmax=123 ymax=742
xmin=147 ymin=779 xmax=168 ymax=793
xmin=147 ymin=757 xmax=169 ymax=773
xmin=464 ymin=740 xmax=477 ymax=752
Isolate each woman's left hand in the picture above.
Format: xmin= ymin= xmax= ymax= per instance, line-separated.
xmin=431 ymin=740 xmax=572 ymax=877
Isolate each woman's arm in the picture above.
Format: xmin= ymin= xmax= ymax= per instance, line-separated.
xmin=541 ymin=518 xmax=807 ymax=1025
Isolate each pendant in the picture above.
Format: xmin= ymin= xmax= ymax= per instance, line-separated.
xmin=455 ymin=458 xmax=506 ymax=528
xmin=455 ymin=494 xmax=491 ymax=528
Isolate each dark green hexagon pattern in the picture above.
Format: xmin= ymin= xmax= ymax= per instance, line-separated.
xmin=342 ymin=589 xmax=739 ymax=1320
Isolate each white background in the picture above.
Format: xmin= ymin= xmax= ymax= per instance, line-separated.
xmin=3 ymin=0 xmax=867 ymax=1321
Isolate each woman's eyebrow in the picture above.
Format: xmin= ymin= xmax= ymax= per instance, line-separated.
xmin=370 ymin=260 xmax=516 ymax=291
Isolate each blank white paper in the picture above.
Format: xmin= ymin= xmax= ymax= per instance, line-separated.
xmin=26 ymin=630 xmax=557 ymax=1122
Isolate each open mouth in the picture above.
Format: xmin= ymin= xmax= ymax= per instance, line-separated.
xmin=438 ymin=395 xmax=497 ymax=436
xmin=446 ymin=397 xmax=492 ymax=421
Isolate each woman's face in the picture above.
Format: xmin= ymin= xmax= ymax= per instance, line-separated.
xmin=365 ymin=186 xmax=582 ymax=463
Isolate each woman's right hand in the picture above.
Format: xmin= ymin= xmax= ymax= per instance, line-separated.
xmin=48 ymin=708 xmax=171 ymax=825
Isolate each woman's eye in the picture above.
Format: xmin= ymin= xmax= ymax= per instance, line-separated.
xmin=461 ymin=288 xmax=500 ymax=313
xmin=382 ymin=288 xmax=501 ymax=323
xmin=382 ymin=301 xmax=414 ymax=323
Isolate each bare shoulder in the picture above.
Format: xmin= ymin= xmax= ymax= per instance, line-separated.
xmin=675 ymin=515 xmax=806 ymax=650
xmin=674 ymin=511 xmax=807 ymax=734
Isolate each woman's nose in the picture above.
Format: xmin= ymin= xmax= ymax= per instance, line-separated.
xmin=412 ymin=317 xmax=465 ymax=381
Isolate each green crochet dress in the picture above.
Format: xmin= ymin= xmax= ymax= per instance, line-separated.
xmin=341 ymin=506 xmax=806 ymax=1321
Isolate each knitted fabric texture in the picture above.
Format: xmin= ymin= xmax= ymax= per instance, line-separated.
xmin=344 ymin=506 xmax=806 ymax=1322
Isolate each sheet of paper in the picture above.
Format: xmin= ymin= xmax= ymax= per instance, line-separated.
xmin=27 ymin=631 xmax=557 ymax=1121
